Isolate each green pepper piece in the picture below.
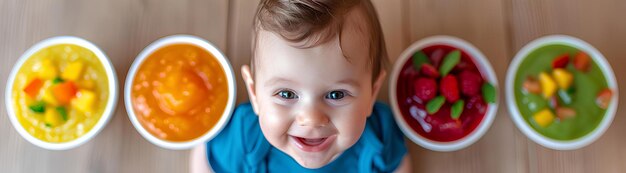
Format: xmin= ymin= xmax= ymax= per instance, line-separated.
xmin=29 ymin=101 xmax=46 ymax=113
xmin=52 ymin=77 xmax=64 ymax=84
xmin=56 ymin=106 xmax=68 ymax=121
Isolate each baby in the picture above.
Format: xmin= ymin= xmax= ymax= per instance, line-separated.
xmin=191 ymin=0 xmax=410 ymax=172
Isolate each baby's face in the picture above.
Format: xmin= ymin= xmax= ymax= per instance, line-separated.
xmin=243 ymin=9 xmax=383 ymax=168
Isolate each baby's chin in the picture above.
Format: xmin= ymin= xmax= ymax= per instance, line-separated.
xmin=288 ymin=147 xmax=342 ymax=169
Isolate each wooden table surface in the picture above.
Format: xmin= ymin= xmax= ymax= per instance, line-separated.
xmin=1 ymin=0 xmax=624 ymax=172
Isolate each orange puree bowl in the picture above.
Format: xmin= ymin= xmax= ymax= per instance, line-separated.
xmin=125 ymin=35 xmax=236 ymax=150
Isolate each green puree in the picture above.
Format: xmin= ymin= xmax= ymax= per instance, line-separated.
xmin=514 ymin=44 xmax=608 ymax=140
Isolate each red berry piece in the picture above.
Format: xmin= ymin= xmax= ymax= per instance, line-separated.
xmin=458 ymin=70 xmax=483 ymax=97
xmin=414 ymin=77 xmax=438 ymax=102
xmin=421 ymin=64 xmax=440 ymax=78
xmin=440 ymin=75 xmax=460 ymax=103
xmin=552 ymin=54 xmax=570 ymax=69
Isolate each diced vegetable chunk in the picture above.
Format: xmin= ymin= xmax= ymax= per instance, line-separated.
xmin=573 ymin=52 xmax=590 ymax=72
xmin=551 ymin=54 xmax=570 ymax=69
xmin=61 ymin=61 xmax=84 ymax=81
xmin=51 ymin=81 xmax=78 ymax=105
xmin=523 ymin=76 xmax=541 ymax=94
xmin=35 ymin=59 xmax=58 ymax=80
xmin=44 ymin=107 xmax=62 ymax=127
xmin=552 ymin=68 xmax=573 ymax=89
xmin=539 ymin=72 xmax=557 ymax=98
xmin=56 ymin=106 xmax=68 ymax=121
xmin=556 ymin=107 xmax=576 ymax=119
xmin=533 ymin=109 xmax=555 ymax=127
xmin=52 ymin=77 xmax=64 ymax=84
xmin=596 ymin=88 xmax=613 ymax=109
xmin=23 ymin=78 xmax=43 ymax=98
xmin=72 ymin=89 xmax=96 ymax=113
xmin=42 ymin=84 xmax=59 ymax=106
xmin=28 ymin=101 xmax=46 ymax=113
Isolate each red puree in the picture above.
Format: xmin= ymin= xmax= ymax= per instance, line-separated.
xmin=396 ymin=45 xmax=488 ymax=142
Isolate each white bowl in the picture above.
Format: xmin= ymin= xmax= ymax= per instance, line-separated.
xmin=389 ymin=36 xmax=499 ymax=152
xmin=5 ymin=36 xmax=119 ymax=150
xmin=506 ymin=35 xmax=618 ymax=150
xmin=124 ymin=35 xmax=236 ymax=150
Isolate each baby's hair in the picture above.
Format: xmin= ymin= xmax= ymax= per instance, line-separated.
xmin=251 ymin=0 xmax=388 ymax=82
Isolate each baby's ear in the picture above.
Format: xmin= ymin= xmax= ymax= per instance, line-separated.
xmin=241 ymin=65 xmax=260 ymax=116
xmin=370 ymin=70 xmax=387 ymax=109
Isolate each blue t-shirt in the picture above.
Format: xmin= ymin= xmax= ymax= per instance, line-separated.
xmin=206 ymin=102 xmax=407 ymax=172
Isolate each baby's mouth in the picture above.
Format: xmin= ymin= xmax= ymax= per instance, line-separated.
xmin=297 ymin=137 xmax=326 ymax=146
xmin=290 ymin=135 xmax=336 ymax=152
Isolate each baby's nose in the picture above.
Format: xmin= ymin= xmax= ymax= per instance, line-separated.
xmin=296 ymin=107 xmax=329 ymax=127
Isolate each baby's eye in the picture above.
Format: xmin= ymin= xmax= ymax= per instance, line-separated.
xmin=276 ymin=90 xmax=298 ymax=99
xmin=325 ymin=90 xmax=346 ymax=100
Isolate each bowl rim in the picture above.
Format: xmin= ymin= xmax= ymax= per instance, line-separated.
xmin=389 ymin=35 xmax=499 ymax=152
xmin=124 ymin=34 xmax=236 ymax=150
xmin=505 ymin=35 xmax=619 ymax=150
xmin=5 ymin=36 xmax=119 ymax=150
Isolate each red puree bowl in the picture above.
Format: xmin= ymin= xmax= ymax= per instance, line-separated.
xmin=389 ymin=36 xmax=499 ymax=151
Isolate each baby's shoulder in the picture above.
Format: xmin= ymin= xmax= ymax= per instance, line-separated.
xmin=366 ymin=102 xmax=401 ymax=138
xmin=206 ymin=103 xmax=270 ymax=172
xmin=353 ymin=102 xmax=407 ymax=172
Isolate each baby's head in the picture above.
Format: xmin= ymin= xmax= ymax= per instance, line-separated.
xmin=242 ymin=0 xmax=387 ymax=168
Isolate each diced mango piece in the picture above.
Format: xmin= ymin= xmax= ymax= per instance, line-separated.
xmin=533 ymin=109 xmax=555 ymax=128
xmin=44 ymin=107 xmax=62 ymax=127
xmin=35 ymin=59 xmax=58 ymax=80
xmin=42 ymin=84 xmax=59 ymax=106
xmin=552 ymin=68 xmax=573 ymax=89
xmin=72 ymin=89 xmax=96 ymax=113
xmin=539 ymin=72 xmax=557 ymax=98
xmin=61 ymin=61 xmax=84 ymax=81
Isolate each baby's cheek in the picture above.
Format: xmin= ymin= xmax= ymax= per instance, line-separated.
xmin=258 ymin=111 xmax=292 ymax=148
xmin=334 ymin=114 xmax=367 ymax=149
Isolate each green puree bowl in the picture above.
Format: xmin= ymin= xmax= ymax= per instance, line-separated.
xmin=506 ymin=35 xmax=618 ymax=150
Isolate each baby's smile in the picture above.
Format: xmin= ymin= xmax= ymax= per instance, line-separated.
xmin=290 ymin=135 xmax=337 ymax=152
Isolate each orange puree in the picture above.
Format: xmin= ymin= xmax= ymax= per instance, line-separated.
xmin=131 ymin=44 xmax=228 ymax=141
